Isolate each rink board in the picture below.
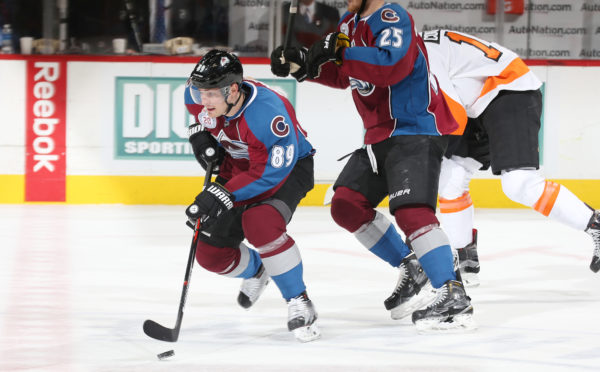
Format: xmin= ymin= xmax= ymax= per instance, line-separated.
xmin=1 ymin=56 xmax=599 ymax=207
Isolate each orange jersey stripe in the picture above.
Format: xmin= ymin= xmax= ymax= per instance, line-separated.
xmin=533 ymin=181 xmax=561 ymax=216
xmin=479 ymin=58 xmax=531 ymax=98
xmin=439 ymin=192 xmax=473 ymax=213
xmin=442 ymin=90 xmax=468 ymax=136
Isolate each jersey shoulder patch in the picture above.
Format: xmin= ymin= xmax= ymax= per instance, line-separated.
xmin=369 ymin=3 xmax=409 ymax=32
xmin=270 ymin=115 xmax=290 ymax=138
xmin=381 ymin=8 xmax=400 ymax=23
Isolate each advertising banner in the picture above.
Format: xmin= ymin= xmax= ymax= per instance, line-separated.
xmin=25 ymin=60 xmax=67 ymax=202
xmin=114 ymin=76 xmax=296 ymax=160
xmin=114 ymin=77 xmax=194 ymax=160
xmin=401 ymin=0 xmax=600 ymax=60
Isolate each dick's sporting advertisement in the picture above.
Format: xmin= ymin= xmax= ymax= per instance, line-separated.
xmin=114 ymin=77 xmax=296 ymax=160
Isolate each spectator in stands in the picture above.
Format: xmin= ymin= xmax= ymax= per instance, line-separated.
xmin=282 ymin=0 xmax=340 ymax=48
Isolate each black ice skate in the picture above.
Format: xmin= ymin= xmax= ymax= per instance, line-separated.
xmin=586 ymin=210 xmax=600 ymax=273
xmin=287 ymin=291 xmax=321 ymax=342
xmin=457 ymin=229 xmax=480 ymax=287
xmin=384 ymin=252 xmax=436 ymax=320
xmin=237 ymin=264 xmax=269 ymax=309
xmin=411 ymin=280 xmax=476 ymax=332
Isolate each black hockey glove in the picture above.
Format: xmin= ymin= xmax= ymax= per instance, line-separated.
xmin=185 ymin=182 xmax=235 ymax=229
xmin=188 ymin=123 xmax=225 ymax=173
xmin=306 ymin=32 xmax=350 ymax=79
xmin=270 ymin=45 xmax=308 ymax=82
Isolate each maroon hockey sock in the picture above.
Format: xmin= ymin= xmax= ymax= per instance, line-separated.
xmin=195 ymin=240 xmax=241 ymax=274
xmin=394 ymin=205 xmax=440 ymax=239
xmin=242 ymin=204 xmax=288 ymax=247
xmin=330 ymin=186 xmax=376 ymax=233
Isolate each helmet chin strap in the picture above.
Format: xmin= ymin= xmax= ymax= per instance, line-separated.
xmin=224 ymin=84 xmax=244 ymax=116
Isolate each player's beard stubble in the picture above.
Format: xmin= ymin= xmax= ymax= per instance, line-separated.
xmin=347 ymin=0 xmax=362 ymax=13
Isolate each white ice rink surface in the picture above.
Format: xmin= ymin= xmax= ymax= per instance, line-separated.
xmin=1 ymin=205 xmax=599 ymax=372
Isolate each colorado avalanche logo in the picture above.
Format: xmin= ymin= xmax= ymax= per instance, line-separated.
xmin=350 ymin=78 xmax=375 ymax=96
xmin=217 ymin=130 xmax=249 ymax=159
xmin=381 ymin=9 xmax=400 ymax=23
xmin=270 ymin=116 xmax=290 ymax=137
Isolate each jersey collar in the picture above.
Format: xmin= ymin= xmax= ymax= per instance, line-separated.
xmin=225 ymin=80 xmax=257 ymax=121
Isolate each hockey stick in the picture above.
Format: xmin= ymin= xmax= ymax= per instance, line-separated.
xmin=124 ymin=0 xmax=143 ymax=52
xmin=281 ymin=0 xmax=301 ymax=74
xmin=283 ymin=0 xmax=298 ymax=51
xmin=143 ymin=162 xmax=214 ymax=342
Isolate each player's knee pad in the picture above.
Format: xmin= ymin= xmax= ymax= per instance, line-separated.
xmin=195 ymin=241 xmax=239 ymax=274
xmin=330 ymin=186 xmax=375 ymax=233
xmin=500 ymin=169 xmax=545 ymax=207
xmin=438 ymin=156 xmax=481 ymax=199
xmin=394 ymin=205 xmax=440 ymax=240
xmin=242 ymin=204 xmax=287 ymax=248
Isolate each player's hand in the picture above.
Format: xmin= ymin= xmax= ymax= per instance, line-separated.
xmin=270 ymin=46 xmax=309 ymax=82
xmin=307 ymin=32 xmax=350 ymax=79
xmin=270 ymin=46 xmax=290 ymax=77
xmin=185 ymin=182 xmax=234 ymax=229
xmin=188 ymin=123 xmax=224 ymax=173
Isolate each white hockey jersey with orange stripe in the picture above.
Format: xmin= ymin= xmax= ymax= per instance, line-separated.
xmin=421 ymin=29 xmax=542 ymax=135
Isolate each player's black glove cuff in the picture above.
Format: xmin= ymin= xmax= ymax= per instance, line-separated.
xmin=270 ymin=46 xmax=290 ymax=77
xmin=307 ymin=32 xmax=350 ymax=79
xmin=185 ymin=182 xmax=235 ymax=229
xmin=270 ymin=46 xmax=308 ymax=82
xmin=188 ymin=123 xmax=225 ymax=173
xmin=287 ymin=46 xmax=309 ymax=82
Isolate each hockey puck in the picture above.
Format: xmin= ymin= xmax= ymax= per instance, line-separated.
xmin=157 ymin=349 xmax=175 ymax=360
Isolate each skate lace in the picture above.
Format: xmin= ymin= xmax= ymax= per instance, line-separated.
xmin=586 ymin=212 xmax=600 ymax=256
xmin=392 ymin=262 xmax=409 ymax=294
xmin=242 ymin=278 xmax=261 ymax=294
xmin=589 ymin=229 xmax=600 ymax=256
xmin=288 ymin=297 xmax=310 ymax=320
xmin=429 ymin=285 xmax=449 ymax=307
xmin=241 ymin=270 xmax=266 ymax=297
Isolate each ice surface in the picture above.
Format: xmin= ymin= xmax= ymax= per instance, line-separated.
xmin=0 ymin=205 xmax=599 ymax=371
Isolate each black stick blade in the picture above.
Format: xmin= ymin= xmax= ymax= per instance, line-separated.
xmin=143 ymin=319 xmax=179 ymax=342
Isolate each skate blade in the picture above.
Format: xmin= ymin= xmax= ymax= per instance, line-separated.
xmin=390 ymin=283 xmax=437 ymax=320
xmin=462 ymin=273 xmax=480 ymax=288
xmin=292 ymin=323 xmax=321 ymax=343
xmin=415 ymin=313 xmax=477 ymax=334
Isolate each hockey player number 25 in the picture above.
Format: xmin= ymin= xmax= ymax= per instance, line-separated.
xmin=379 ymin=27 xmax=403 ymax=48
xmin=445 ymin=31 xmax=502 ymax=61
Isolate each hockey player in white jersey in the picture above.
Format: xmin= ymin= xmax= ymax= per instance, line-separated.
xmin=419 ymin=29 xmax=600 ymax=286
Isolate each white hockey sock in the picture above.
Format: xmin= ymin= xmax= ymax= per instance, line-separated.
xmin=438 ymin=156 xmax=480 ymax=249
xmin=542 ymin=184 xmax=594 ymax=231
xmin=501 ymin=170 xmax=594 ymax=231
xmin=439 ymin=192 xmax=475 ymax=249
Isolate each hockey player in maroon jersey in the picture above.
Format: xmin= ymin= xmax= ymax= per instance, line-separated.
xmin=184 ymin=50 xmax=319 ymax=341
xmin=271 ymin=0 xmax=476 ymax=331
